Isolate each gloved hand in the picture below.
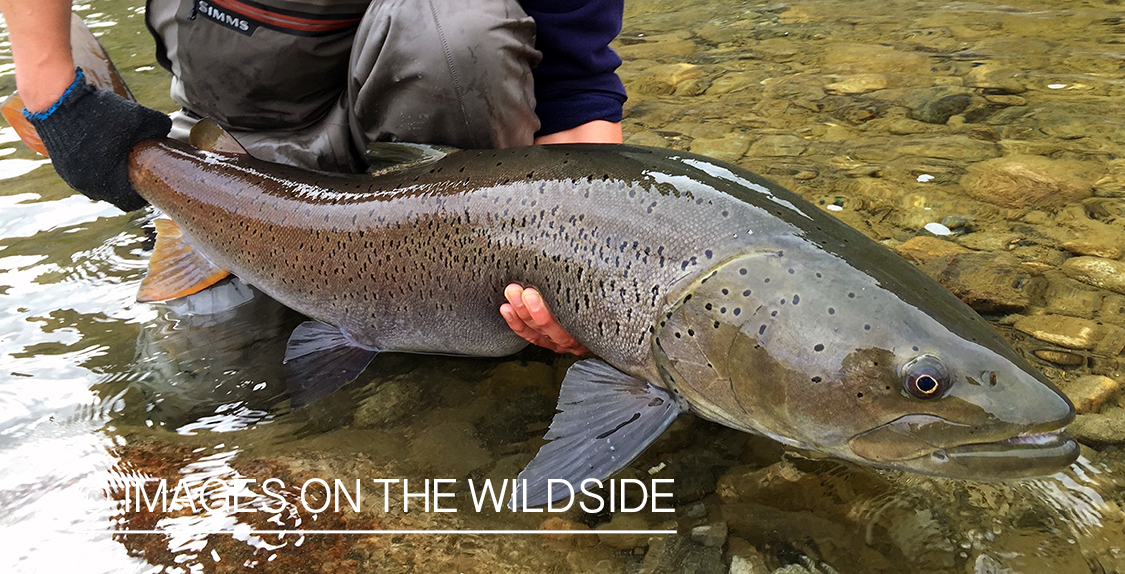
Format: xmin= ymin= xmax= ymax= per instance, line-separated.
xmin=24 ymin=68 xmax=172 ymax=212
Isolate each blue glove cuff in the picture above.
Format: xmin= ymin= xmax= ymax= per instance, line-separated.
xmin=23 ymin=68 xmax=86 ymax=122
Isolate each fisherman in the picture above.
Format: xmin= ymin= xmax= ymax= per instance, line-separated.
xmin=0 ymin=0 xmax=622 ymax=356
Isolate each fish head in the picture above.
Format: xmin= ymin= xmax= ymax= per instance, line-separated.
xmin=654 ymin=246 xmax=1077 ymax=480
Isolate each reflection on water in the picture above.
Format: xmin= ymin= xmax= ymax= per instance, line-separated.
xmin=2 ymin=0 xmax=1124 ymax=572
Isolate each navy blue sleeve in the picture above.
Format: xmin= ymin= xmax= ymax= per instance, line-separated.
xmin=521 ymin=0 xmax=628 ymax=137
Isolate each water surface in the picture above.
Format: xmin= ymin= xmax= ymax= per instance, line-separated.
xmin=1 ymin=1 xmax=1124 ymax=572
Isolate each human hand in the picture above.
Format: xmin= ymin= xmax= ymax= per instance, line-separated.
xmin=25 ymin=68 xmax=171 ymax=212
xmin=500 ymin=284 xmax=589 ymax=356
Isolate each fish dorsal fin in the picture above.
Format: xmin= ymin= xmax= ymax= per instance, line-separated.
xmin=189 ymin=119 xmax=249 ymax=155
xmin=511 ymin=359 xmax=685 ymax=509
xmin=137 ymin=218 xmax=230 ymax=302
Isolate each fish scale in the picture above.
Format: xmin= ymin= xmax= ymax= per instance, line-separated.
xmin=129 ymin=141 xmax=791 ymax=378
xmin=119 ymin=136 xmax=1079 ymax=493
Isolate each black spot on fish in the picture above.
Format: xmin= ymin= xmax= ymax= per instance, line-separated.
xmin=864 ymin=324 xmax=871 ymax=330
xmin=705 ymin=303 xmax=713 ymax=310
xmin=849 ymin=292 xmax=856 ymax=298
xmin=722 ymin=288 xmax=729 ymax=295
xmin=771 ymin=310 xmax=778 ymax=317
xmin=743 ymin=289 xmax=752 ymax=297
xmin=816 ymin=272 xmax=822 ymax=278
xmin=828 ymin=307 xmax=835 ymax=315
xmin=764 ymin=278 xmax=771 ymax=283
xmin=781 ymin=298 xmax=786 ymax=305
xmin=759 ymin=325 xmax=766 ymax=335
xmin=793 ymin=294 xmax=800 ymax=305
xmin=705 ymin=249 xmax=713 ymax=259
xmin=814 ymin=344 xmax=824 ymax=352
xmin=714 ymin=321 xmax=720 ymax=328
xmin=811 ymin=376 xmax=822 ymax=383
xmin=912 ymin=346 xmax=919 ymax=352
xmin=740 ymin=268 xmax=747 ymax=275
xmin=733 ymin=307 xmax=741 ymax=316
xmin=788 ymin=268 xmax=795 ymax=274
xmin=720 ymin=307 xmax=727 ymax=313
xmin=687 ymin=329 xmax=695 ymax=336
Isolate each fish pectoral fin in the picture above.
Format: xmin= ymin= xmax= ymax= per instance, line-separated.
xmin=283 ymin=321 xmax=381 ymax=408
xmin=511 ymin=358 xmax=684 ymax=509
xmin=137 ymin=218 xmax=230 ymax=302
xmin=189 ymin=118 xmax=249 ymax=156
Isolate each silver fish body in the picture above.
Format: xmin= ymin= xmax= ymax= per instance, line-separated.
xmin=130 ymin=140 xmax=1076 ymax=486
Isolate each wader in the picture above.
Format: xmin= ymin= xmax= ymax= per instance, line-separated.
xmin=147 ymin=0 xmax=542 ymax=172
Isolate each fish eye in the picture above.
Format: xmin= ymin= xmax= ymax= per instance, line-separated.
xmin=901 ymin=354 xmax=951 ymax=399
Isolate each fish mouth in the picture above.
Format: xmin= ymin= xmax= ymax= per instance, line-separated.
xmin=848 ymin=415 xmax=1079 ymax=480
xmin=923 ymin=429 xmax=1079 ymax=480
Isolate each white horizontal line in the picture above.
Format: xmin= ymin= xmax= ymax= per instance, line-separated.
xmin=108 ymin=529 xmax=675 ymax=535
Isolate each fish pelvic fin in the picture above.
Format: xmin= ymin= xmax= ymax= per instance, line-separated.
xmin=283 ymin=321 xmax=381 ymax=407
xmin=189 ymin=119 xmax=249 ymax=156
xmin=137 ymin=218 xmax=230 ymax=302
xmin=511 ymin=358 xmax=685 ymax=509
xmin=1 ymin=13 xmax=133 ymax=156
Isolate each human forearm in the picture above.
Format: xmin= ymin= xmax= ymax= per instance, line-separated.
xmin=0 ymin=0 xmax=75 ymax=111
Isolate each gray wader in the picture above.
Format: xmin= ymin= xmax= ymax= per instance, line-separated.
xmin=148 ymin=0 xmax=542 ymax=172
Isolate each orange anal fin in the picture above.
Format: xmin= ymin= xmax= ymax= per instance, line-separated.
xmin=137 ymin=218 xmax=230 ymax=302
xmin=1 ymin=94 xmax=48 ymax=156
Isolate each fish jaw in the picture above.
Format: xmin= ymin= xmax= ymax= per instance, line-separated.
xmin=847 ymin=414 xmax=1078 ymax=480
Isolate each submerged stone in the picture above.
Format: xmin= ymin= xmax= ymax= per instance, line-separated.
xmin=1062 ymin=256 xmax=1125 ymax=296
xmin=825 ymin=74 xmax=888 ymax=95
xmin=748 ymin=135 xmax=809 ymax=157
xmin=1043 ymin=280 xmax=1110 ymax=319
xmin=641 ymin=533 xmax=725 ymax=574
xmin=729 ymin=553 xmax=771 ymax=574
xmin=1059 ymin=375 xmax=1122 ymax=414
xmin=353 ymin=376 xmax=425 ymax=429
xmin=690 ymin=134 xmax=751 ymax=163
xmin=1013 ymin=314 xmax=1125 ymax=354
xmin=896 ymin=236 xmax=970 ymax=264
xmin=921 ymin=252 xmax=1038 ymax=313
xmin=626 ymin=131 xmax=672 ymax=148
xmin=1069 ymin=408 xmax=1125 ymax=445
xmin=598 ymin=513 xmax=654 ymax=550
xmin=689 ymin=521 xmax=728 ymax=547
xmin=634 ymin=63 xmax=706 ymax=96
xmin=960 ymin=155 xmax=1097 ymax=210
xmin=539 ymin=517 xmax=599 ymax=550
xmin=964 ymin=64 xmax=1026 ymax=94
xmin=908 ymin=91 xmax=973 ymax=125
xmin=1032 ymin=348 xmax=1088 ymax=367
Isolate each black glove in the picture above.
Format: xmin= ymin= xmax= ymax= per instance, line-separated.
xmin=25 ymin=69 xmax=172 ymax=212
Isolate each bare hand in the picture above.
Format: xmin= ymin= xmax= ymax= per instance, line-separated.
xmin=499 ymin=284 xmax=589 ymax=356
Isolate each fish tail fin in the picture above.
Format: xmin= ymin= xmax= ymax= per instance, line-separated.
xmin=0 ymin=94 xmax=47 ymax=156
xmin=137 ymin=218 xmax=231 ymax=302
xmin=1 ymin=13 xmax=134 ymax=156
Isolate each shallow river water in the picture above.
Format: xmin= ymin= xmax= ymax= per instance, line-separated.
xmin=2 ymin=0 xmax=1125 ymax=573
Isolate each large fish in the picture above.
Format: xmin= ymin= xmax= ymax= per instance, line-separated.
xmin=6 ymin=16 xmax=1077 ymax=506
